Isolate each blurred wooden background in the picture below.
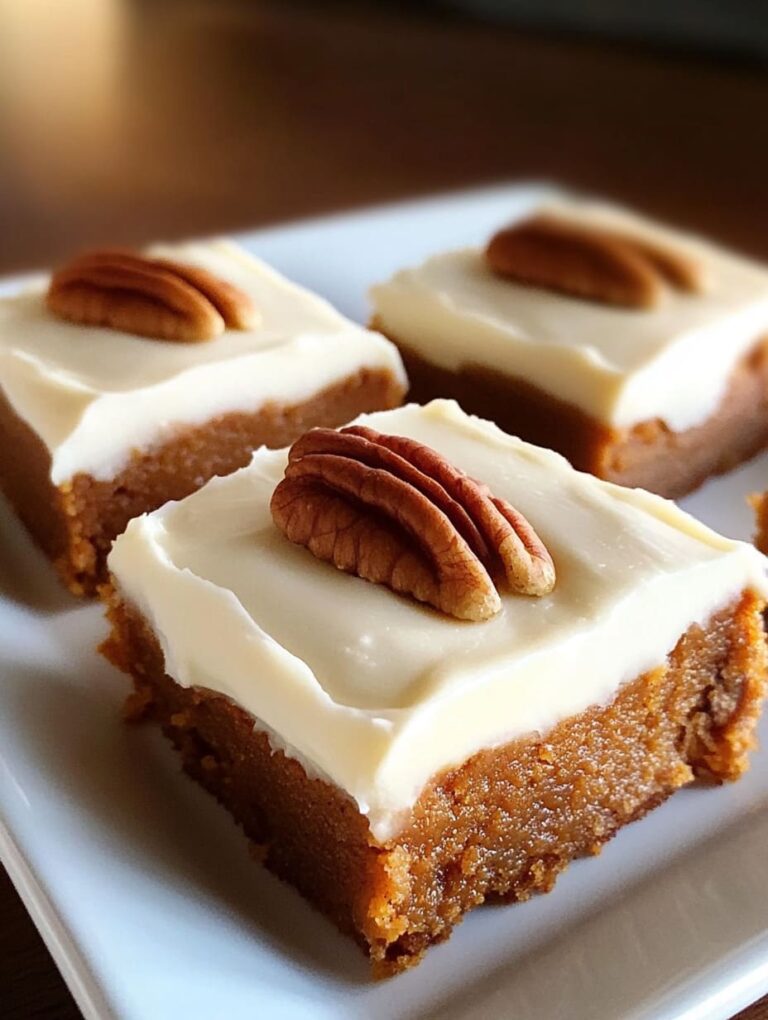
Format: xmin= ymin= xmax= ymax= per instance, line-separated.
xmin=1 ymin=1 xmax=768 ymax=1016
xmin=1 ymin=0 xmax=768 ymax=276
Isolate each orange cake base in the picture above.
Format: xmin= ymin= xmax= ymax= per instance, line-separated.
xmin=101 ymin=587 xmax=767 ymax=977
xmin=374 ymin=319 xmax=768 ymax=500
xmin=0 ymin=367 xmax=404 ymax=596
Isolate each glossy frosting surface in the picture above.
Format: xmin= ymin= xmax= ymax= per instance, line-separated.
xmin=108 ymin=401 xmax=768 ymax=840
xmin=370 ymin=199 xmax=768 ymax=431
xmin=0 ymin=240 xmax=405 ymax=483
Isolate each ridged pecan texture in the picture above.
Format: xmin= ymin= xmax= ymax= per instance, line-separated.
xmin=270 ymin=425 xmax=555 ymax=621
xmin=47 ymin=249 xmax=259 ymax=342
xmin=486 ymin=212 xmax=705 ymax=308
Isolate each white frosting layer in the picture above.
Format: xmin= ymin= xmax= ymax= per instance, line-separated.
xmin=0 ymin=240 xmax=405 ymax=484
xmin=370 ymin=199 xmax=768 ymax=431
xmin=108 ymin=400 xmax=768 ymax=842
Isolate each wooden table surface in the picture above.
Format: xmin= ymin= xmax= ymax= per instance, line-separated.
xmin=1 ymin=2 xmax=767 ymax=1016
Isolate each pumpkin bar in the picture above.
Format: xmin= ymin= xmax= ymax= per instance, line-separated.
xmin=102 ymin=399 xmax=768 ymax=975
xmin=370 ymin=198 xmax=768 ymax=498
xmin=0 ymin=241 xmax=405 ymax=594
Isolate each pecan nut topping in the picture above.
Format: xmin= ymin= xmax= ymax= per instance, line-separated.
xmin=486 ymin=212 xmax=705 ymax=309
xmin=270 ymin=426 xmax=555 ymax=621
xmin=47 ymin=249 xmax=259 ymax=342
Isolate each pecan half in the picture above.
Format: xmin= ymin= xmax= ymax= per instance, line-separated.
xmin=270 ymin=426 xmax=555 ymax=621
xmin=47 ymin=249 xmax=259 ymax=342
xmin=485 ymin=212 xmax=705 ymax=308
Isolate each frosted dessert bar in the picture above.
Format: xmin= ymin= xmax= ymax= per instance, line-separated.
xmin=370 ymin=198 xmax=768 ymax=497
xmin=0 ymin=241 xmax=405 ymax=593
xmin=102 ymin=400 xmax=768 ymax=974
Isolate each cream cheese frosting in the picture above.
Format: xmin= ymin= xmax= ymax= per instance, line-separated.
xmin=370 ymin=198 xmax=768 ymax=431
xmin=0 ymin=240 xmax=405 ymax=484
xmin=107 ymin=400 xmax=768 ymax=841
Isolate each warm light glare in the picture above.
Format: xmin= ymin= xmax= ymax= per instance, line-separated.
xmin=0 ymin=0 xmax=127 ymax=198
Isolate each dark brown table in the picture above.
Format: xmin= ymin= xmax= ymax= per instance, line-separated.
xmin=1 ymin=2 xmax=767 ymax=1016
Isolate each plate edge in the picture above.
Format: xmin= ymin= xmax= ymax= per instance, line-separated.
xmin=0 ymin=813 xmax=115 ymax=1020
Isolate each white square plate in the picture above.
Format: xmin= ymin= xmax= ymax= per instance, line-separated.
xmin=2 ymin=185 xmax=768 ymax=1020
